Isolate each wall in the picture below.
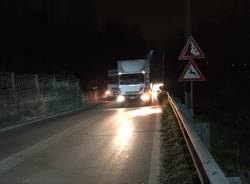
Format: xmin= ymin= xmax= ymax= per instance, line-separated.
xmin=0 ymin=73 xmax=101 ymax=128
xmin=0 ymin=86 xmax=83 ymax=128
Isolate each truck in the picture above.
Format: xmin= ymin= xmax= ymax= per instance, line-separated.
xmin=103 ymin=69 xmax=119 ymax=100
xmin=116 ymin=59 xmax=152 ymax=104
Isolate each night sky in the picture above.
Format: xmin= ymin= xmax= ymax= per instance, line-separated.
xmin=0 ymin=0 xmax=249 ymax=92
xmin=95 ymin=0 xmax=171 ymax=43
xmin=95 ymin=0 xmax=247 ymax=43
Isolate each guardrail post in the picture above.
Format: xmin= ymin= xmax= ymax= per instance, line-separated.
xmin=11 ymin=72 xmax=15 ymax=89
xmin=35 ymin=75 xmax=39 ymax=90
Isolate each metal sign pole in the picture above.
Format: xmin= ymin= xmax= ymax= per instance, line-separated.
xmin=185 ymin=0 xmax=192 ymax=112
xmin=178 ymin=0 xmax=205 ymax=117
xmin=179 ymin=60 xmax=205 ymax=116
xmin=184 ymin=82 xmax=188 ymax=106
xmin=190 ymin=81 xmax=194 ymax=116
xmin=186 ymin=0 xmax=192 ymax=37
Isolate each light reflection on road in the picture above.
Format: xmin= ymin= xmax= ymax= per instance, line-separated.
xmin=114 ymin=106 xmax=162 ymax=148
xmin=116 ymin=121 xmax=133 ymax=146
xmin=114 ymin=108 xmax=133 ymax=148
xmin=128 ymin=106 xmax=162 ymax=118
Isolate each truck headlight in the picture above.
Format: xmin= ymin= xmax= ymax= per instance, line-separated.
xmin=117 ymin=95 xmax=125 ymax=102
xmin=140 ymin=94 xmax=150 ymax=102
xmin=105 ymin=90 xmax=111 ymax=95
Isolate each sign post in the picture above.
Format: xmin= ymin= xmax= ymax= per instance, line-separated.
xmin=178 ymin=37 xmax=205 ymax=115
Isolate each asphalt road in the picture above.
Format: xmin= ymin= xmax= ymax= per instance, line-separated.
xmin=0 ymin=102 xmax=162 ymax=184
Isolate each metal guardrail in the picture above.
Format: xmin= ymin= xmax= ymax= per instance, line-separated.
xmin=167 ymin=93 xmax=229 ymax=184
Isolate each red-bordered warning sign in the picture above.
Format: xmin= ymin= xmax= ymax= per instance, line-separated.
xmin=178 ymin=36 xmax=205 ymax=60
xmin=179 ymin=59 xmax=205 ymax=81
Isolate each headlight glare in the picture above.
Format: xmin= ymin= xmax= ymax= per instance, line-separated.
xmin=140 ymin=94 xmax=150 ymax=102
xmin=117 ymin=95 xmax=125 ymax=102
xmin=105 ymin=90 xmax=111 ymax=95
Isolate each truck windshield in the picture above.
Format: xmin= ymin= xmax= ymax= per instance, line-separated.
xmin=119 ymin=74 xmax=144 ymax=84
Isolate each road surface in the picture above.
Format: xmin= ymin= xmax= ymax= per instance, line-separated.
xmin=0 ymin=102 xmax=162 ymax=184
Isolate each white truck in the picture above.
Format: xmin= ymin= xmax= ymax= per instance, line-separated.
xmin=116 ymin=59 xmax=151 ymax=104
xmin=104 ymin=69 xmax=119 ymax=100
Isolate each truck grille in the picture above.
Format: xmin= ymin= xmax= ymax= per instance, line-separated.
xmin=125 ymin=91 xmax=139 ymax=95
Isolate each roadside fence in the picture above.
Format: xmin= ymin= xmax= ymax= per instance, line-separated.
xmin=0 ymin=72 xmax=79 ymax=92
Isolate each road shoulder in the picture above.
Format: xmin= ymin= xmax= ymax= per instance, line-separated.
xmin=0 ymin=103 xmax=97 ymax=134
xmin=148 ymin=111 xmax=161 ymax=184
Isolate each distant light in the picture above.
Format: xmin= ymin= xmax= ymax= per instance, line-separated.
xmin=142 ymin=70 xmax=145 ymax=74
xmin=232 ymin=64 xmax=235 ymax=67
xmin=118 ymin=72 xmax=122 ymax=75
xmin=152 ymin=83 xmax=163 ymax=92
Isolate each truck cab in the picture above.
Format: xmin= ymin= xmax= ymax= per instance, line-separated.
xmin=117 ymin=59 xmax=151 ymax=105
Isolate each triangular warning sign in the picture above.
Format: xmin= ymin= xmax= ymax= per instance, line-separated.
xmin=179 ymin=59 xmax=205 ymax=82
xmin=178 ymin=36 xmax=205 ymax=60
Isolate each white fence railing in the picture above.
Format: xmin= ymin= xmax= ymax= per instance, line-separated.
xmin=0 ymin=72 xmax=14 ymax=89
xmin=0 ymin=72 xmax=79 ymax=92
xmin=15 ymin=75 xmax=36 ymax=92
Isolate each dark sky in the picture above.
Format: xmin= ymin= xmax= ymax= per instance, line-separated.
xmin=95 ymin=0 xmax=171 ymax=43
xmin=95 ymin=0 xmax=247 ymax=44
xmin=1 ymin=0 xmax=249 ymax=80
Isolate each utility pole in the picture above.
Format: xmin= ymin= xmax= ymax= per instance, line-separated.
xmin=185 ymin=0 xmax=192 ymax=38
xmin=179 ymin=0 xmax=205 ymax=116
xmin=162 ymin=49 xmax=165 ymax=87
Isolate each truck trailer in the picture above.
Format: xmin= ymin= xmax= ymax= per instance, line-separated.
xmin=104 ymin=69 xmax=119 ymax=100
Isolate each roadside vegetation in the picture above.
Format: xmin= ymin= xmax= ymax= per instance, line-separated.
xmin=194 ymin=96 xmax=250 ymax=178
xmin=159 ymin=93 xmax=199 ymax=184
